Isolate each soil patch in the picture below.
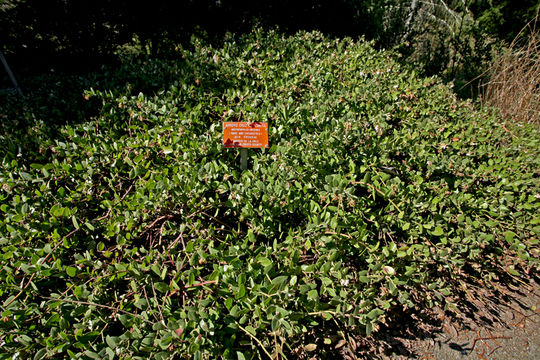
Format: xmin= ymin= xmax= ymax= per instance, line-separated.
xmin=352 ymin=277 xmax=540 ymax=359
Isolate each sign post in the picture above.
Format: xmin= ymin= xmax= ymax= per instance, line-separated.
xmin=0 ymin=50 xmax=23 ymax=96
xmin=240 ymin=148 xmax=248 ymax=170
xmin=223 ymin=122 xmax=269 ymax=170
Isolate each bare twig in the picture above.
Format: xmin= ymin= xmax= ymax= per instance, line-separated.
xmin=168 ymin=231 xmax=185 ymax=250
xmin=158 ymin=222 xmax=166 ymax=247
xmin=510 ymin=312 xmax=540 ymax=327
xmin=200 ymin=211 xmax=235 ymax=230
xmin=95 ymin=183 xmax=135 ymax=221
xmin=236 ymin=322 xmax=274 ymax=359
xmin=139 ymin=214 xmax=175 ymax=238
xmin=151 ymin=280 xmax=165 ymax=324
xmin=469 ymin=335 xmax=511 ymax=355
xmin=142 ymin=286 xmax=160 ymax=324
xmin=188 ymin=280 xmax=218 ymax=288
xmin=489 ymin=345 xmax=502 ymax=356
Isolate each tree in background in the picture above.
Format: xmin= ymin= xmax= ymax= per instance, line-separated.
xmin=469 ymin=0 xmax=539 ymax=42
xmin=1 ymin=0 xmax=538 ymax=97
xmin=1 ymin=0 xmax=128 ymax=72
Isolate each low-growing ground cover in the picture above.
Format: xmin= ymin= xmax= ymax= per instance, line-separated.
xmin=0 ymin=29 xmax=538 ymax=359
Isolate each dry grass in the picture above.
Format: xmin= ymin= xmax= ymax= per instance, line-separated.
xmin=481 ymin=15 xmax=540 ymax=125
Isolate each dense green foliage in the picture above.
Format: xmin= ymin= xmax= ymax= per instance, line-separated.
xmin=470 ymin=0 xmax=539 ymax=42
xmin=1 ymin=30 xmax=538 ymax=359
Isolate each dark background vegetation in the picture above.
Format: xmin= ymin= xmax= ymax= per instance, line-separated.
xmin=1 ymin=0 xmax=538 ymax=88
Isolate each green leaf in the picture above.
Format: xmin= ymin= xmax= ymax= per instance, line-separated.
xmin=85 ymin=350 xmax=101 ymax=360
xmin=432 ymin=227 xmax=444 ymax=236
xmin=257 ymin=257 xmax=272 ymax=267
xmin=62 ymin=207 xmax=72 ymax=217
xmin=504 ymin=231 xmax=516 ymax=243
xmin=236 ymin=284 xmax=246 ymax=299
xmin=151 ymin=264 xmax=161 ymax=276
xmin=359 ymin=276 xmax=370 ymax=283
xmin=106 ymin=335 xmax=119 ymax=349
xmin=225 ymin=298 xmax=233 ymax=311
xmin=97 ymin=241 xmax=105 ymax=251
xmin=507 ymin=267 xmax=520 ymax=276
xmin=72 ymin=216 xmax=80 ymax=229
xmin=134 ymin=154 xmax=144 ymax=164
xmin=19 ymin=172 xmax=32 ymax=181
xmin=365 ymin=322 xmax=373 ymax=336
xmin=105 ymin=348 xmax=115 ymax=360
xmin=65 ymin=267 xmax=77 ymax=277
xmin=271 ymin=317 xmax=280 ymax=332
xmin=367 ymin=308 xmax=383 ymax=320
xmin=271 ymin=276 xmax=288 ymax=285
xmin=383 ymin=266 xmax=395 ymax=276
xmin=245 ymin=325 xmax=256 ymax=336
xmin=33 ymin=348 xmax=47 ymax=360
xmin=50 ymin=204 xmax=63 ymax=217
xmin=307 ymin=289 xmax=318 ymax=301
xmin=289 ymin=275 xmax=298 ymax=286
xmin=154 ymin=282 xmax=169 ymax=293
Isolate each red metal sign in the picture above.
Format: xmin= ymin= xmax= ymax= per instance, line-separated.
xmin=223 ymin=122 xmax=269 ymax=148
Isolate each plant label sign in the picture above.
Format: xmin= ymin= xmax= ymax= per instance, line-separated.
xmin=223 ymin=122 xmax=269 ymax=148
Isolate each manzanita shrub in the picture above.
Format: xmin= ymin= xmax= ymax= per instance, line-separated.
xmin=0 ymin=29 xmax=538 ymax=359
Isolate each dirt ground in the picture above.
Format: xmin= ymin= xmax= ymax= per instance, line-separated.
xmin=413 ymin=283 xmax=538 ymax=359
xmin=377 ymin=278 xmax=540 ymax=360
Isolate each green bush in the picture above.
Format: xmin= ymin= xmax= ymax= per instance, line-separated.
xmin=0 ymin=30 xmax=538 ymax=359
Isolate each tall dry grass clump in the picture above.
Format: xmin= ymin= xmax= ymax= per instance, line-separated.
xmin=481 ymin=16 xmax=540 ymax=125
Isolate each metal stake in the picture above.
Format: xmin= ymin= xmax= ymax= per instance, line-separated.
xmin=0 ymin=50 xmax=23 ymax=96
xmin=240 ymin=148 xmax=247 ymax=170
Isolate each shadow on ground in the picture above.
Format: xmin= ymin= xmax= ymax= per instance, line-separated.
xmin=357 ymin=274 xmax=540 ymax=360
